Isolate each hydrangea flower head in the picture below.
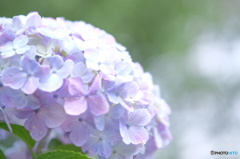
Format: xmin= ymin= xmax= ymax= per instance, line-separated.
xmin=0 ymin=12 xmax=172 ymax=158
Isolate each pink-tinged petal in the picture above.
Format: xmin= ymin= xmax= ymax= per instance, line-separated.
xmin=57 ymin=59 xmax=74 ymax=78
xmin=88 ymin=74 xmax=101 ymax=95
xmin=70 ymin=123 xmax=90 ymax=146
xmin=128 ymin=109 xmax=151 ymax=126
xmin=98 ymin=141 xmax=112 ymax=158
xmin=39 ymin=101 xmax=66 ymax=128
xmin=119 ymin=121 xmax=131 ymax=145
xmin=88 ymin=94 xmax=109 ymax=116
xmin=1 ymin=67 xmax=27 ymax=89
xmin=24 ymin=115 xmax=48 ymax=141
xmin=64 ymin=96 xmax=87 ymax=115
xmin=13 ymin=35 xmax=28 ymax=48
xmin=38 ymin=74 xmax=63 ymax=92
xmin=119 ymin=81 xmax=139 ymax=99
xmin=68 ymin=77 xmax=85 ymax=96
xmin=128 ymin=126 xmax=149 ymax=144
xmin=21 ymin=76 xmax=39 ymax=94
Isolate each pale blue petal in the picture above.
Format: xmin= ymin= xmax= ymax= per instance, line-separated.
xmin=39 ymin=73 xmax=63 ymax=92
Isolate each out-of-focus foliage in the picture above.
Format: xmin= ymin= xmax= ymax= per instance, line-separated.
xmin=0 ymin=0 xmax=226 ymax=68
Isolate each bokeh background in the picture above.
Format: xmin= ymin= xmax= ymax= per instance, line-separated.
xmin=1 ymin=0 xmax=240 ymax=158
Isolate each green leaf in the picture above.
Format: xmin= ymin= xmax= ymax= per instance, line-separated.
xmin=53 ymin=144 xmax=84 ymax=153
xmin=0 ymin=122 xmax=36 ymax=149
xmin=0 ymin=149 xmax=6 ymax=159
xmin=36 ymin=150 xmax=92 ymax=159
xmin=48 ymin=138 xmax=63 ymax=149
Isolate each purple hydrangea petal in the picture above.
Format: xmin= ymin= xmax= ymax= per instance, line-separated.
xmin=69 ymin=123 xmax=90 ymax=146
xmin=88 ymin=94 xmax=109 ymax=116
xmin=64 ymin=96 xmax=87 ymax=115
xmin=119 ymin=121 xmax=131 ymax=145
xmin=14 ymin=109 xmax=35 ymax=119
xmin=82 ymin=137 xmax=99 ymax=154
xmin=68 ymin=77 xmax=85 ymax=96
xmin=12 ymin=16 xmax=23 ymax=30
xmin=88 ymin=75 xmax=101 ymax=95
xmin=109 ymin=104 xmax=125 ymax=119
xmin=57 ymin=59 xmax=74 ymax=78
xmin=46 ymin=55 xmax=64 ymax=71
xmin=0 ymin=29 xmax=14 ymax=45
xmin=21 ymin=55 xmax=39 ymax=73
xmin=119 ymin=81 xmax=139 ymax=100
xmin=34 ymin=65 xmax=50 ymax=81
xmin=115 ymin=62 xmax=132 ymax=76
xmin=93 ymin=115 xmax=105 ymax=131
xmin=71 ymin=62 xmax=86 ymax=77
xmin=61 ymin=115 xmax=78 ymax=132
xmin=128 ymin=126 xmax=149 ymax=145
xmin=128 ymin=109 xmax=151 ymax=126
xmin=39 ymin=101 xmax=66 ymax=128
xmin=3 ymin=86 xmax=28 ymax=108
xmin=1 ymin=67 xmax=27 ymax=89
xmin=98 ymin=141 xmax=112 ymax=158
xmin=26 ymin=12 xmax=42 ymax=28
xmin=114 ymin=142 xmax=143 ymax=157
xmin=21 ymin=76 xmax=39 ymax=94
xmin=24 ymin=115 xmax=48 ymax=141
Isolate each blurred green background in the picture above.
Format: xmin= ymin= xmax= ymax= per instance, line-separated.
xmin=1 ymin=0 xmax=240 ymax=159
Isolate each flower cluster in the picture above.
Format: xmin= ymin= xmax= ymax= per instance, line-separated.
xmin=0 ymin=12 xmax=172 ymax=159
